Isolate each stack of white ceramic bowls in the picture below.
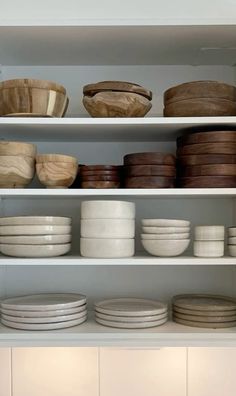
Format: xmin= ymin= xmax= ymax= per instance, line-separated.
xmin=80 ymin=201 xmax=135 ymax=258
xmin=141 ymin=219 xmax=190 ymax=257
xmin=94 ymin=298 xmax=168 ymax=328
xmin=227 ymin=227 xmax=236 ymax=257
xmin=194 ymin=226 xmax=225 ymax=257
xmin=0 ymin=293 xmax=87 ymax=330
xmin=0 ymin=216 xmax=72 ymax=257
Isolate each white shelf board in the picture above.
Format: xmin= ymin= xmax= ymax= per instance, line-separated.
xmin=0 ymin=317 xmax=236 ymax=347
xmin=0 ymin=24 xmax=236 ymax=65
xmin=1 ymin=117 xmax=236 ymax=141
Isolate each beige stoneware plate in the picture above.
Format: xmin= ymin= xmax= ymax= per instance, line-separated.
xmin=95 ymin=311 xmax=168 ymax=322
xmin=2 ymin=311 xmax=87 ymax=323
xmin=95 ymin=316 xmax=168 ymax=328
xmin=0 ymin=225 xmax=71 ymax=235
xmin=1 ymin=304 xmax=87 ymax=317
xmin=0 ymin=234 xmax=72 ymax=245
xmin=1 ymin=316 xmax=87 ymax=330
xmin=173 ymin=305 xmax=236 ymax=317
xmin=173 ymin=316 xmax=236 ymax=329
xmin=172 ymin=294 xmax=236 ymax=312
xmin=95 ymin=298 xmax=167 ymax=316
xmin=0 ymin=216 xmax=71 ymax=226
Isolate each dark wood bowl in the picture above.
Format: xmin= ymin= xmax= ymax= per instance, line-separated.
xmin=124 ymin=164 xmax=176 ymax=177
xmin=124 ymin=176 xmax=175 ymax=188
xmin=124 ymin=152 xmax=176 ymax=166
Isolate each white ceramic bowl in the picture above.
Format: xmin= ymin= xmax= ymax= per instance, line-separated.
xmin=0 ymin=225 xmax=71 ymax=235
xmin=194 ymin=225 xmax=225 ymax=241
xmin=141 ymin=219 xmax=190 ymax=227
xmin=0 ymin=234 xmax=72 ymax=245
xmin=193 ymin=241 xmax=224 ymax=257
xmin=81 ymin=200 xmax=135 ymax=219
xmin=0 ymin=216 xmax=71 ymax=226
xmin=80 ymin=238 xmax=135 ymax=258
xmin=142 ymin=226 xmax=190 ymax=234
xmin=228 ymin=245 xmax=236 ymax=257
xmin=228 ymin=237 xmax=236 ymax=245
xmin=81 ymin=219 xmax=135 ymax=238
xmin=141 ymin=233 xmax=190 ymax=240
xmin=141 ymin=239 xmax=190 ymax=257
xmin=228 ymin=227 xmax=236 ymax=237
xmin=0 ymin=243 xmax=71 ymax=257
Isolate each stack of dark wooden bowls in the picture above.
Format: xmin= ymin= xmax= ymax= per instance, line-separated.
xmin=164 ymin=81 xmax=236 ymax=117
xmin=80 ymin=165 xmax=122 ymax=188
xmin=123 ymin=152 xmax=176 ymax=188
xmin=176 ymin=130 xmax=236 ymax=188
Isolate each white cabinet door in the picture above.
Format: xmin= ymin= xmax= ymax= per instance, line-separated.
xmin=0 ymin=348 xmax=11 ymax=396
xmin=12 ymin=347 xmax=99 ymax=396
xmin=188 ymin=348 xmax=236 ymax=396
xmin=100 ymin=347 xmax=187 ymax=396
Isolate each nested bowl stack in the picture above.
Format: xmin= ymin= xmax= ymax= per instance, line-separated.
xmin=164 ymin=81 xmax=236 ymax=117
xmin=141 ymin=219 xmax=190 ymax=257
xmin=193 ymin=225 xmax=225 ymax=258
xmin=83 ymin=81 xmax=152 ymax=117
xmin=228 ymin=227 xmax=236 ymax=256
xmin=176 ymin=130 xmax=236 ymax=188
xmin=80 ymin=200 xmax=135 ymax=258
xmin=0 ymin=216 xmax=72 ymax=257
xmin=172 ymin=294 xmax=236 ymax=328
xmin=0 ymin=79 xmax=68 ymax=117
xmin=124 ymin=152 xmax=176 ymax=188
xmin=0 ymin=141 xmax=37 ymax=188
xmin=36 ymin=154 xmax=78 ymax=188
xmin=80 ymin=165 xmax=122 ymax=188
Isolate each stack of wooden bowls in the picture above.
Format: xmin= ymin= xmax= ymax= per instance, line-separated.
xmin=172 ymin=294 xmax=236 ymax=329
xmin=164 ymin=81 xmax=236 ymax=117
xmin=123 ymin=152 xmax=176 ymax=188
xmin=80 ymin=165 xmax=122 ymax=188
xmin=36 ymin=154 xmax=78 ymax=188
xmin=228 ymin=227 xmax=236 ymax=257
xmin=176 ymin=131 xmax=236 ymax=188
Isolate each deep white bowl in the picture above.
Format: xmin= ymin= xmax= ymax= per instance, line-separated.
xmin=141 ymin=239 xmax=190 ymax=257
xmin=142 ymin=226 xmax=190 ymax=234
xmin=81 ymin=219 xmax=135 ymax=238
xmin=141 ymin=233 xmax=190 ymax=240
xmin=0 ymin=243 xmax=71 ymax=257
xmin=81 ymin=200 xmax=135 ymax=219
xmin=80 ymin=238 xmax=135 ymax=258
xmin=194 ymin=225 xmax=225 ymax=241
xmin=141 ymin=219 xmax=190 ymax=227
xmin=193 ymin=241 xmax=224 ymax=257
xmin=0 ymin=234 xmax=71 ymax=245
xmin=0 ymin=225 xmax=71 ymax=235
xmin=0 ymin=216 xmax=71 ymax=226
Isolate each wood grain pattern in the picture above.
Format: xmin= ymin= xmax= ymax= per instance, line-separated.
xmin=177 ymin=142 xmax=236 ymax=156
xmin=0 ymin=141 xmax=36 ymax=157
xmin=125 ymin=176 xmax=175 ymax=188
xmin=81 ymin=170 xmax=120 ymax=177
xmin=83 ymin=81 xmax=152 ymax=100
xmin=80 ymin=165 xmax=121 ymax=172
xmin=177 ymin=154 xmax=236 ymax=166
xmin=164 ymin=98 xmax=236 ymax=117
xmin=81 ymin=181 xmax=120 ymax=188
xmin=177 ymin=131 xmax=236 ymax=147
xmin=124 ymin=164 xmax=176 ymax=177
xmin=81 ymin=175 xmax=120 ymax=181
xmin=0 ymin=156 xmax=35 ymax=188
xmin=36 ymin=162 xmax=78 ymax=188
xmin=178 ymin=164 xmax=236 ymax=177
xmin=36 ymin=154 xmax=77 ymax=164
xmin=124 ymin=152 xmax=176 ymax=166
xmin=178 ymin=176 xmax=236 ymax=188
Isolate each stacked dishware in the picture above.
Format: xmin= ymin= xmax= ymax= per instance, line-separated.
xmin=172 ymin=294 xmax=236 ymax=328
xmin=141 ymin=219 xmax=190 ymax=256
xmin=0 ymin=216 xmax=72 ymax=257
xmin=193 ymin=225 xmax=225 ymax=257
xmin=80 ymin=200 xmax=135 ymax=258
xmin=227 ymin=227 xmax=236 ymax=257
xmin=36 ymin=154 xmax=78 ymax=188
xmin=80 ymin=165 xmax=122 ymax=188
xmin=0 ymin=293 xmax=87 ymax=330
xmin=176 ymin=130 xmax=236 ymax=188
xmin=94 ymin=298 xmax=168 ymax=328
xmin=124 ymin=152 xmax=176 ymax=188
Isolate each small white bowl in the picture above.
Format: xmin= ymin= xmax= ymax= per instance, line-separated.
xmin=81 ymin=219 xmax=135 ymax=238
xmin=80 ymin=238 xmax=134 ymax=258
xmin=141 ymin=239 xmax=190 ymax=257
xmin=228 ymin=237 xmax=236 ymax=245
xmin=0 ymin=216 xmax=71 ymax=226
xmin=141 ymin=233 xmax=190 ymax=240
xmin=0 ymin=234 xmax=72 ymax=245
xmin=228 ymin=245 xmax=236 ymax=257
xmin=81 ymin=201 xmax=135 ymax=219
xmin=194 ymin=225 xmax=225 ymax=241
xmin=0 ymin=243 xmax=71 ymax=257
xmin=228 ymin=227 xmax=236 ymax=237
xmin=141 ymin=219 xmax=190 ymax=227
xmin=193 ymin=241 xmax=224 ymax=257
xmin=142 ymin=226 xmax=190 ymax=234
xmin=0 ymin=225 xmax=71 ymax=235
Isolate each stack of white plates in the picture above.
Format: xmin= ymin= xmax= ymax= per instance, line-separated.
xmin=0 ymin=293 xmax=87 ymax=330
xmin=94 ymin=298 xmax=168 ymax=328
xmin=0 ymin=216 xmax=72 ymax=257
xmin=141 ymin=219 xmax=190 ymax=256
xmin=228 ymin=227 xmax=236 ymax=257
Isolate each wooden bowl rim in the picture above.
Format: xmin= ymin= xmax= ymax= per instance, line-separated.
xmin=0 ymin=79 xmax=67 ymax=94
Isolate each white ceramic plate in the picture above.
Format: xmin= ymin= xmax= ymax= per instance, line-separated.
xmin=0 ymin=234 xmax=72 ymax=245
xmin=1 ymin=304 xmax=87 ymax=317
xmin=1 ymin=316 xmax=87 ymax=330
xmin=142 ymin=226 xmax=190 ymax=234
xmin=2 ymin=311 xmax=87 ymax=323
xmin=141 ymin=233 xmax=189 ymax=240
xmin=1 ymin=293 xmax=87 ymax=311
xmin=94 ymin=298 xmax=167 ymax=316
xmin=142 ymin=219 xmax=190 ymax=227
xmin=0 ymin=243 xmax=71 ymax=257
xmin=0 ymin=225 xmax=71 ymax=235
xmin=95 ymin=316 xmax=168 ymax=328
xmin=0 ymin=216 xmax=72 ymax=226
xmin=81 ymin=200 xmax=135 ymax=219
xmin=95 ymin=311 xmax=168 ymax=322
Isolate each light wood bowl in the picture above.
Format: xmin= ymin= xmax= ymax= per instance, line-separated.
xmin=0 ymin=155 xmax=35 ymax=188
xmin=0 ymin=79 xmax=68 ymax=117
xmin=0 ymin=141 xmax=36 ymax=157
xmin=36 ymin=154 xmax=78 ymax=188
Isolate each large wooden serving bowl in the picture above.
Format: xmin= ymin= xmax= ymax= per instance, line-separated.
xmin=36 ymin=154 xmax=78 ymax=188
xmin=0 ymin=79 xmax=68 ymax=117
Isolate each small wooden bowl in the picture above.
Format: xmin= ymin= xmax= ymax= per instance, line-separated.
xmin=0 ymin=141 xmax=37 ymax=157
xmin=177 ymin=154 xmax=236 ymax=166
xmin=177 ymin=131 xmax=236 ymax=147
xmin=178 ymin=164 xmax=236 ymax=177
xmin=124 ymin=176 xmax=175 ymax=188
xmin=36 ymin=154 xmax=78 ymax=188
xmin=83 ymin=81 xmax=152 ymax=100
xmin=124 ymin=152 xmax=176 ymax=166
xmin=0 ymin=79 xmax=68 ymax=117
xmin=0 ymin=156 xmax=35 ymax=188
xmin=81 ymin=181 xmax=120 ymax=189
xmin=124 ymin=165 xmax=176 ymax=177
xmin=178 ymin=176 xmax=236 ymax=188
xmin=164 ymin=98 xmax=236 ymax=117
xmin=177 ymin=142 xmax=236 ymax=156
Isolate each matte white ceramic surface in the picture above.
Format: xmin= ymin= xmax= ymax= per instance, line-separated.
xmin=81 ymin=219 xmax=135 ymax=238
xmin=95 ymin=298 xmax=167 ymax=316
xmin=1 ymin=304 xmax=87 ymax=317
xmin=1 ymin=316 xmax=87 ymax=330
xmin=228 ymin=228 xmax=236 ymax=237
xmin=193 ymin=241 xmax=224 ymax=257
xmin=81 ymin=200 xmax=135 ymax=219
xmin=0 ymin=225 xmax=71 ymax=235
xmin=141 ymin=233 xmax=190 ymax=240
xmin=142 ymin=226 xmax=190 ymax=234
xmin=0 ymin=234 xmax=71 ymax=245
xmin=0 ymin=216 xmax=71 ymax=226
xmin=141 ymin=219 xmax=190 ymax=227
xmin=95 ymin=311 xmax=168 ymax=322
xmin=1 ymin=293 xmax=87 ymax=311
xmin=228 ymin=237 xmax=236 ymax=245
xmin=0 ymin=243 xmax=71 ymax=257
xmin=142 ymin=239 xmax=190 ymax=257
xmin=95 ymin=316 xmax=167 ymax=328
xmin=194 ymin=225 xmax=225 ymax=241
xmin=80 ymin=238 xmax=135 ymax=258
xmin=228 ymin=245 xmax=236 ymax=257
xmin=2 ymin=311 xmax=87 ymax=323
